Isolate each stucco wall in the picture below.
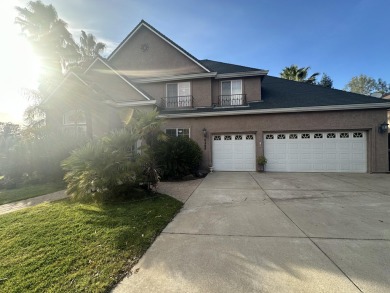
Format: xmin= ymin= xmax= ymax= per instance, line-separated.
xmin=244 ymin=77 xmax=261 ymax=102
xmin=163 ymin=109 xmax=389 ymax=173
xmin=109 ymin=26 xmax=205 ymax=78
xmin=211 ymin=77 xmax=261 ymax=105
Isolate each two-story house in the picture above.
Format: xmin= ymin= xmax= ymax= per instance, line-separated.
xmin=45 ymin=20 xmax=390 ymax=173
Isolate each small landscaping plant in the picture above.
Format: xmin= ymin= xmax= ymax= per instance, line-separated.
xmin=256 ymin=155 xmax=267 ymax=171
xmin=256 ymin=155 xmax=267 ymax=166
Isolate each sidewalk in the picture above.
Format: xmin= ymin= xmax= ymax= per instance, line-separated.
xmin=0 ymin=190 xmax=68 ymax=215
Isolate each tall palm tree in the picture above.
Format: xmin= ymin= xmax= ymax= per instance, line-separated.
xmin=79 ymin=30 xmax=106 ymax=63
xmin=16 ymin=1 xmax=80 ymax=133
xmin=280 ymin=65 xmax=319 ymax=84
xmin=15 ymin=1 xmax=79 ymax=79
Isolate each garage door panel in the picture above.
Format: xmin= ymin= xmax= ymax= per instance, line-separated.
xmin=264 ymin=131 xmax=367 ymax=173
xmin=212 ymin=134 xmax=256 ymax=171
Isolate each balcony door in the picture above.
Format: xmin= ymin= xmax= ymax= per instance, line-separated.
xmin=166 ymin=82 xmax=191 ymax=108
xmin=221 ymin=80 xmax=242 ymax=106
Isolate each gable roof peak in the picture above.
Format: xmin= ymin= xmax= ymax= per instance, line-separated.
xmin=107 ymin=20 xmax=210 ymax=72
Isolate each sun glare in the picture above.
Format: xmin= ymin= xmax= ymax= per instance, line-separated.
xmin=0 ymin=1 xmax=42 ymax=124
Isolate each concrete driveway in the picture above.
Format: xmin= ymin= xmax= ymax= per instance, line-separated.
xmin=113 ymin=172 xmax=390 ymax=293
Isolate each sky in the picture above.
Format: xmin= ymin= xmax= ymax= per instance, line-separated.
xmin=1 ymin=0 xmax=390 ymax=124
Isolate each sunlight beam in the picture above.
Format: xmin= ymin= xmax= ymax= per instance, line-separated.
xmin=0 ymin=2 xmax=42 ymax=124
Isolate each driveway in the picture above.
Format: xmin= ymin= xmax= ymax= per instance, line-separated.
xmin=113 ymin=172 xmax=390 ymax=293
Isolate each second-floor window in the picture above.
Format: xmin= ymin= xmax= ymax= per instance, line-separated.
xmin=220 ymin=80 xmax=243 ymax=106
xmin=166 ymin=82 xmax=191 ymax=108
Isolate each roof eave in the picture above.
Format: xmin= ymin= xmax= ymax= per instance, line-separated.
xmin=43 ymin=72 xmax=89 ymax=104
xmin=104 ymin=100 xmax=157 ymax=107
xmin=84 ymin=57 xmax=151 ymax=101
xmin=215 ymin=70 xmax=269 ymax=79
xmin=133 ymin=72 xmax=217 ymax=83
xmin=159 ymin=102 xmax=390 ymax=118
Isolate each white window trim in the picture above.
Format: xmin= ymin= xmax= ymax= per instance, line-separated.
xmin=220 ymin=79 xmax=242 ymax=95
xmin=62 ymin=110 xmax=87 ymax=135
xmin=166 ymin=82 xmax=191 ymax=97
xmin=165 ymin=128 xmax=191 ymax=138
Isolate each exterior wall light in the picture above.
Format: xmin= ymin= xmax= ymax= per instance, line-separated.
xmin=202 ymin=128 xmax=207 ymax=150
xmin=378 ymin=122 xmax=389 ymax=133
xmin=202 ymin=128 xmax=207 ymax=138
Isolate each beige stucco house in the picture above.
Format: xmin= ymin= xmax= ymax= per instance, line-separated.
xmin=45 ymin=20 xmax=390 ymax=173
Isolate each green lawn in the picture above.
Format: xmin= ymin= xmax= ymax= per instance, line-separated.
xmin=0 ymin=193 xmax=182 ymax=292
xmin=0 ymin=181 xmax=66 ymax=205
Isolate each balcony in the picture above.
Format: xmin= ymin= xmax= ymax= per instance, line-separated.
xmin=161 ymin=96 xmax=194 ymax=109
xmin=218 ymin=94 xmax=247 ymax=107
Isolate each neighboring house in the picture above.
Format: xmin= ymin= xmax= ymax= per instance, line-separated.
xmin=45 ymin=20 xmax=390 ymax=173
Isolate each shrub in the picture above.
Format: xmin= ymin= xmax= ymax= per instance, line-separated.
xmin=0 ymin=132 xmax=86 ymax=188
xmin=154 ymin=136 xmax=202 ymax=179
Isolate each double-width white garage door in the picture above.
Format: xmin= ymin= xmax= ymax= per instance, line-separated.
xmin=264 ymin=131 xmax=367 ymax=173
xmin=212 ymin=134 xmax=256 ymax=171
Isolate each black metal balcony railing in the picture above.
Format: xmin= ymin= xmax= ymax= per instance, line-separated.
xmin=218 ymin=94 xmax=246 ymax=106
xmin=161 ymin=96 xmax=194 ymax=109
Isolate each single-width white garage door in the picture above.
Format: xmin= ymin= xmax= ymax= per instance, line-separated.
xmin=264 ymin=131 xmax=367 ymax=173
xmin=212 ymin=134 xmax=256 ymax=171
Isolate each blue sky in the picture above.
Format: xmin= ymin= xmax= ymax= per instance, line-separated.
xmin=46 ymin=0 xmax=390 ymax=89
xmin=2 ymin=0 xmax=389 ymax=123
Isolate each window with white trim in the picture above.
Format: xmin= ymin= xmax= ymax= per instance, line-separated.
xmin=166 ymin=82 xmax=191 ymax=107
xmin=63 ymin=110 xmax=87 ymax=135
xmin=165 ymin=128 xmax=190 ymax=138
xmin=221 ymin=80 xmax=243 ymax=106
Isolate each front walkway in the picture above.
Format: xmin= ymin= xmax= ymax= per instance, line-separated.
xmin=0 ymin=190 xmax=68 ymax=215
xmin=113 ymin=172 xmax=390 ymax=293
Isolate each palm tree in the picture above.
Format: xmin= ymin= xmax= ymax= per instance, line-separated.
xmin=79 ymin=30 xmax=106 ymax=64
xmin=15 ymin=1 xmax=80 ymax=133
xmin=15 ymin=1 xmax=79 ymax=78
xmin=280 ymin=65 xmax=319 ymax=84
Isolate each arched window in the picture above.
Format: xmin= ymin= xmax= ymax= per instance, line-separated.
xmin=63 ymin=110 xmax=87 ymax=135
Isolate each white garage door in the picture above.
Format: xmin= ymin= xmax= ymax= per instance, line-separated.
xmin=264 ymin=131 xmax=367 ymax=173
xmin=212 ymin=134 xmax=256 ymax=171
